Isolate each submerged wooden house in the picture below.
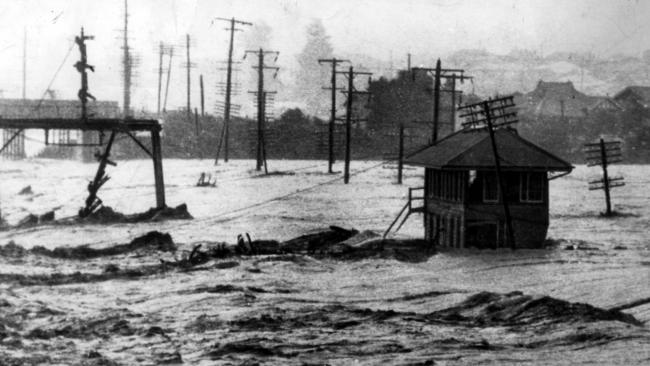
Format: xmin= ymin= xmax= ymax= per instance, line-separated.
xmin=403 ymin=128 xmax=573 ymax=249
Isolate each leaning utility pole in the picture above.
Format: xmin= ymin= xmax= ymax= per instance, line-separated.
xmin=318 ymin=58 xmax=349 ymax=173
xmin=163 ymin=46 xmax=173 ymax=113
xmin=336 ymin=66 xmax=372 ymax=184
xmin=412 ymin=59 xmax=470 ymax=143
xmin=585 ymin=139 xmax=624 ymax=216
xmin=245 ymin=48 xmax=279 ymax=172
xmin=459 ymin=96 xmax=519 ymax=250
xmin=213 ymin=17 xmax=252 ymax=164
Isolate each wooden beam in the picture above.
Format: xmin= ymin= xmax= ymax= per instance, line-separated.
xmin=151 ymin=129 xmax=166 ymax=208
xmin=0 ymin=118 xmax=160 ymax=132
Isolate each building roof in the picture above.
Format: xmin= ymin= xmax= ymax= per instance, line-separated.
xmin=405 ymin=128 xmax=573 ymax=171
xmin=518 ymin=80 xmax=597 ymax=117
xmin=613 ymin=86 xmax=650 ymax=107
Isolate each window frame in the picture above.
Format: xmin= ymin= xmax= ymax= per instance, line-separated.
xmin=520 ymin=172 xmax=544 ymax=203
xmin=482 ymin=171 xmax=499 ymax=203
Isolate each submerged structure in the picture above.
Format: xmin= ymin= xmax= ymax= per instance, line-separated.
xmin=403 ymin=128 xmax=573 ymax=249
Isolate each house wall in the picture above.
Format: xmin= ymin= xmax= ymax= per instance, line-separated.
xmin=423 ymin=168 xmax=550 ymax=249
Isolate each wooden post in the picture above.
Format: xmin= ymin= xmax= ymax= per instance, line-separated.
xmin=432 ymin=58 xmax=441 ymax=143
xmin=484 ymin=101 xmax=516 ymax=250
xmin=450 ymin=77 xmax=456 ymax=132
xmin=600 ymin=138 xmax=612 ymax=216
xmin=224 ymin=18 xmax=236 ymax=163
xmin=194 ymin=108 xmax=201 ymax=159
xmin=157 ymin=42 xmax=163 ymax=116
xmin=329 ymin=61 xmax=337 ymax=173
xmin=186 ymin=34 xmax=191 ymax=123
xmin=256 ymin=49 xmax=264 ymax=171
xmin=397 ymin=123 xmax=404 ymax=184
xmin=199 ymin=74 xmax=205 ymax=117
xmin=344 ymin=66 xmax=353 ymax=184
xmin=261 ymin=91 xmax=268 ymax=174
xmin=163 ymin=48 xmax=173 ymax=113
xmin=151 ymin=129 xmax=166 ymax=209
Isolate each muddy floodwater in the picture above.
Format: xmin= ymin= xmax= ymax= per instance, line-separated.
xmin=0 ymin=159 xmax=649 ymax=365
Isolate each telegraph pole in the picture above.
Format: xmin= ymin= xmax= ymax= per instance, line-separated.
xmin=344 ymin=67 xmax=353 ymax=183
xmin=246 ymin=48 xmax=279 ymax=172
xmin=398 ymin=123 xmax=404 ymax=184
xmin=412 ymin=59 xmax=469 ymax=143
xmin=214 ymin=17 xmax=252 ymax=163
xmin=157 ymin=42 xmax=163 ymax=115
xmin=74 ymin=27 xmax=95 ymax=121
xmin=163 ymin=47 xmax=173 ymax=113
xmin=185 ymin=34 xmax=191 ymax=122
xmin=484 ymin=103 xmax=515 ymax=250
xmin=122 ymin=0 xmax=131 ymax=118
xmin=459 ymin=96 xmax=519 ymax=249
xmin=22 ymin=28 xmax=26 ymax=99
xmin=585 ymin=139 xmax=624 ymax=216
xmin=432 ymin=59 xmax=441 ymax=142
xmin=336 ymin=66 xmax=372 ymax=184
xmin=319 ymin=58 xmax=349 ymax=173
xmin=200 ymin=74 xmax=205 ymax=117
xmin=194 ymin=107 xmax=202 ymax=159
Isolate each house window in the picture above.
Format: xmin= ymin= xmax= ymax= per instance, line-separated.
xmin=520 ymin=172 xmax=544 ymax=203
xmin=482 ymin=171 xmax=499 ymax=202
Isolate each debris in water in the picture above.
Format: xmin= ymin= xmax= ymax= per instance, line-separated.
xmin=18 ymin=185 xmax=33 ymax=195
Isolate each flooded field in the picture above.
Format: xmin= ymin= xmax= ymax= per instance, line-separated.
xmin=0 ymin=158 xmax=648 ymax=365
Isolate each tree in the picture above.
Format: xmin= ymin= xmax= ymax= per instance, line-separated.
xmin=294 ymin=19 xmax=333 ymax=118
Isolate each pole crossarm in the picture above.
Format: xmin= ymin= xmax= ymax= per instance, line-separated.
xmin=459 ymin=95 xmax=518 ymax=130
xmin=213 ymin=17 xmax=253 ymax=26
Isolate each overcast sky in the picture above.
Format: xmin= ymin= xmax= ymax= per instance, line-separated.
xmin=0 ymin=0 xmax=648 ymax=111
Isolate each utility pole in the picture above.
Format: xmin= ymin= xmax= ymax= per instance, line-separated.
xmin=407 ymin=53 xmax=411 ymax=72
xmin=194 ymin=107 xmax=201 ymax=159
xmin=245 ymin=48 xmax=279 ymax=172
xmin=213 ymin=17 xmax=252 ymax=164
xmin=157 ymin=42 xmax=163 ymax=116
xmin=459 ymin=96 xmax=519 ymax=250
xmin=163 ymin=47 xmax=173 ymax=113
xmin=412 ymin=59 xmax=470 ymax=143
xmin=200 ymin=74 xmax=205 ymax=117
xmin=319 ymin=58 xmax=349 ymax=173
xmin=74 ymin=27 xmax=95 ymax=121
xmin=185 ymin=34 xmax=192 ymax=122
xmin=397 ymin=123 xmax=404 ymax=184
xmin=22 ymin=28 xmax=26 ymax=99
xmin=585 ymin=139 xmax=624 ymax=216
xmin=336 ymin=66 xmax=372 ymax=184
xmin=122 ymin=0 xmax=131 ymax=118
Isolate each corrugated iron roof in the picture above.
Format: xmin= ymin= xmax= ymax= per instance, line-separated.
xmin=404 ymin=128 xmax=573 ymax=171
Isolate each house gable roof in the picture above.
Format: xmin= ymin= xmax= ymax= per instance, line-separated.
xmin=613 ymin=86 xmax=650 ymax=105
xmin=404 ymin=128 xmax=573 ymax=172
